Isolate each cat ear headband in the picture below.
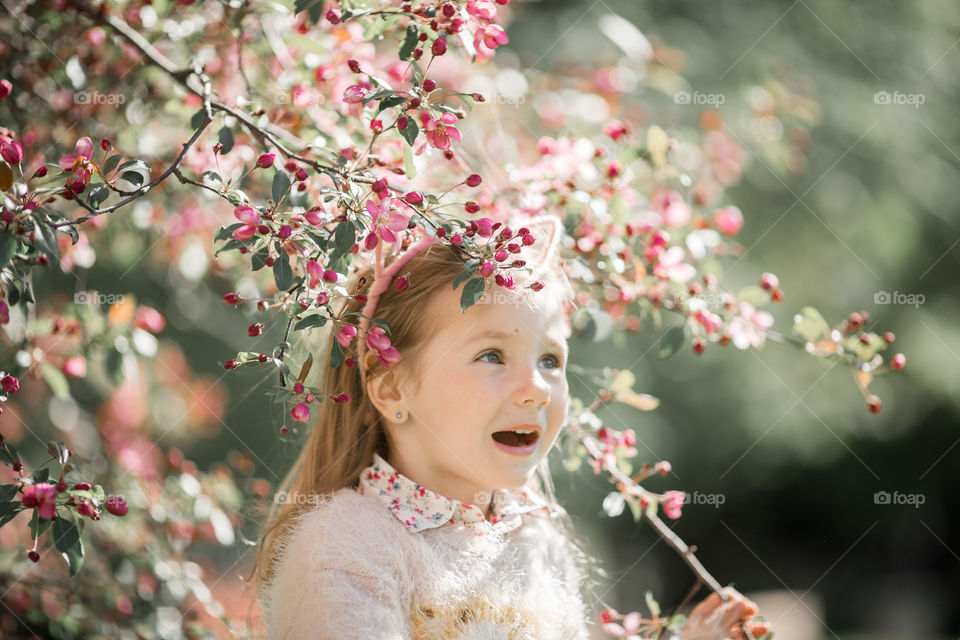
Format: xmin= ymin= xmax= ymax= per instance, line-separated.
xmin=355 ymin=214 xmax=565 ymax=392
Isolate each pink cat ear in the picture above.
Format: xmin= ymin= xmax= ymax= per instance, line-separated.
xmin=516 ymin=214 xmax=563 ymax=270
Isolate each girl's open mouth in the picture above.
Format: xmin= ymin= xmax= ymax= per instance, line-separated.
xmin=491 ymin=429 xmax=540 ymax=456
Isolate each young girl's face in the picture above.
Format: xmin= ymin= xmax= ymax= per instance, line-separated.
xmin=383 ymin=284 xmax=570 ymax=510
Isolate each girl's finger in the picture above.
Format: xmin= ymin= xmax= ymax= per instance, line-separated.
xmin=729 ymin=619 xmax=771 ymax=640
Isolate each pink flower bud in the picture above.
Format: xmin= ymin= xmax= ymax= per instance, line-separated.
xmin=432 ymin=37 xmax=448 ymax=56
xmin=135 ymin=306 xmax=166 ymax=333
xmin=78 ymin=499 xmax=97 ymax=519
xmin=277 ymin=224 xmax=292 ymax=239
xmin=337 ymin=325 xmax=357 ymax=348
xmin=474 ymin=217 xmax=493 ymax=236
xmin=248 ymin=323 xmax=262 ymax=337
xmin=291 ymin=402 xmax=311 ymax=422
xmin=105 ymin=496 xmax=128 ymax=516
xmin=0 ymin=80 xmax=11 ymax=99
xmin=343 ymin=84 xmax=366 ymax=103
xmin=370 ymin=119 xmax=384 ymax=134
xmin=63 ymin=356 xmax=87 ymax=378
xmin=464 ymin=201 xmax=480 ymax=214
xmin=397 ymin=116 xmax=409 ymax=131
xmin=529 ymin=281 xmax=544 ymax=291
xmin=1 ymin=374 xmax=20 ymax=393
xmin=714 ymin=206 xmax=743 ymax=235
xmin=404 ymin=191 xmax=423 ymax=205
xmin=234 ymin=205 xmax=259 ymax=225
xmin=316 ymin=291 xmax=330 ymax=305
xmin=304 ymin=210 xmax=323 ymax=225
xmin=224 ymin=360 xmax=239 ymax=369
xmin=395 ymin=275 xmax=410 ymax=292
xmin=331 ymin=393 xmax=351 ymax=403
xmin=890 ymin=353 xmax=905 ymax=371
xmin=759 ymin=272 xmax=779 ymax=291
xmin=450 ymin=234 xmax=463 ymax=245
xmin=322 ymin=269 xmax=338 ymax=283
xmin=232 ymin=225 xmax=257 ymax=241
xmin=255 ymin=153 xmax=276 ymax=169
xmin=222 ymin=292 xmax=241 ymax=305
xmin=347 ymin=59 xmax=361 ymax=73
xmin=295 ymin=168 xmax=308 ymax=181
xmin=294 ymin=382 xmax=305 ymax=394
xmin=465 ymin=174 xmax=482 ymax=187
xmin=661 ymin=490 xmax=685 ymax=519
xmin=1 ymin=139 xmax=23 ymax=165
xmin=494 ymin=250 xmax=507 ymax=262
xmin=480 ymin=261 xmax=495 ymax=277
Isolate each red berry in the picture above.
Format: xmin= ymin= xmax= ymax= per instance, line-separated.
xmin=258 ymin=354 xmax=268 ymax=363
xmin=27 ymin=550 xmax=39 ymax=563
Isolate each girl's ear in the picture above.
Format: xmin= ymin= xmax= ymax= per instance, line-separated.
xmin=516 ymin=214 xmax=562 ymax=270
xmin=365 ymin=357 xmax=405 ymax=420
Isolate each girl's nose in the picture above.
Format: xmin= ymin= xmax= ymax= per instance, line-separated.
xmin=513 ymin=364 xmax=550 ymax=408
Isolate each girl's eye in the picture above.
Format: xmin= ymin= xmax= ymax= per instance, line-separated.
xmin=476 ymin=350 xmax=563 ymax=369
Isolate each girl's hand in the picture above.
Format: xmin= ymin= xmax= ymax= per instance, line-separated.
xmin=678 ymin=587 xmax=771 ymax=640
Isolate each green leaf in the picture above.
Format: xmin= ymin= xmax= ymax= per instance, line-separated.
xmin=273 ymin=253 xmax=292 ymax=290
xmin=658 ymin=326 xmax=686 ymax=360
xmin=215 ymin=223 xmax=243 ymax=242
xmin=294 ymin=314 xmax=328 ymax=331
xmin=329 ymin=336 xmax=345 ymax=368
xmin=459 ymin=277 xmax=485 ymax=312
xmin=119 ymin=171 xmax=144 ymax=188
xmin=218 ymin=126 xmax=235 ymax=154
xmin=87 ymin=184 xmax=109 ymax=208
xmin=410 ymin=61 xmax=424 ymax=87
xmin=0 ymin=443 xmax=20 ymax=467
xmin=334 ymin=221 xmax=356 ymax=253
xmin=47 ymin=442 xmax=70 ymax=466
xmin=103 ymin=154 xmax=122 ymax=175
xmin=402 ymin=140 xmax=417 ymax=179
xmin=272 ymin=171 xmax=291 ymax=206
xmin=295 ymin=0 xmax=324 ymax=22
xmin=792 ymin=306 xmax=831 ymax=343
xmin=272 ymin=357 xmax=295 ymax=383
xmin=29 ymin=508 xmax=52 ymax=538
xmin=377 ymin=95 xmax=407 ymax=114
xmin=202 ymin=170 xmax=222 ymax=184
xmin=32 ymin=222 xmax=60 ymax=261
xmin=190 ymin=108 xmax=207 ymax=130
xmin=39 ymin=362 xmax=70 ymax=398
xmin=400 ymin=118 xmax=419 ymax=147
xmin=399 ymin=24 xmax=419 ymax=60
xmin=250 ymin=246 xmax=268 ymax=271
xmin=53 ymin=517 xmax=83 ymax=577
xmin=452 ymin=259 xmax=480 ymax=290
xmin=0 ymin=485 xmax=18 ymax=502
xmin=0 ymin=230 xmax=18 ymax=267
xmin=32 ymin=467 xmax=49 ymax=485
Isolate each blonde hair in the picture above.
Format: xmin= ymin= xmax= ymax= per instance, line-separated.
xmin=248 ymin=239 xmax=604 ymax=609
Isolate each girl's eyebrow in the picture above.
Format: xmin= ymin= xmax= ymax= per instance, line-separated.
xmin=465 ymin=329 xmax=567 ymax=353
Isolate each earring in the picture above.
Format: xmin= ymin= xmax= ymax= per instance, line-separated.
xmin=395 ymin=411 xmax=404 ymax=420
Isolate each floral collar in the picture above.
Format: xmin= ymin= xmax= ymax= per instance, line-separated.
xmin=357 ymin=452 xmax=559 ymax=535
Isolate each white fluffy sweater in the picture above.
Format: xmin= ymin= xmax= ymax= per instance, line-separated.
xmin=260 ymin=453 xmax=591 ymax=639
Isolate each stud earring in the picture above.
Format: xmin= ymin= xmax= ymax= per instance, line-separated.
xmin=395 ymin=411 xmax=404 ymax=420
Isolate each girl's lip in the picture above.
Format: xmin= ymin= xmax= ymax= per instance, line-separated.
xmin=491 ymin=434 xmax=538 ymax=456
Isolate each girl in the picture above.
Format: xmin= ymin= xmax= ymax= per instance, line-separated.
xmin=252 ymin=216 xmax=767 ymax=639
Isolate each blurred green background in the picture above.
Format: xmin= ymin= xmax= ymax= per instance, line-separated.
xmin=501 ymin=0 xmax=959 ymax=637
xmin=40 ymin=1 xmax=956 ymax=637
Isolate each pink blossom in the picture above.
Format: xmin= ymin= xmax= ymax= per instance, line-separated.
xmin=63 ymin=355 xmax=87 ymax=378
xmin=232 ymin=225 xmax=257 ymax=242
xmin=0 ymin=139 xmax=23 ymax=165
xmin=602 ymin=611 xmax=642 ymax=638
xmin=58 ymin=137 xmax=96 ymax=189
xmin=366 ymin=326 xmax=402 ymax=369
xmin=653 ymin=246 xmax=695 ymax=283
xmin=291 ymin=402 xmax=311 ymax=423
xmin=21 ymin=482 xmax=57 ymax=519
xmin=342 ymin=84 xmax=366 ymax=103
xmin=234 ymin=205 xmax=259 ymax=225
xmin=135 ymin=306 xmax=166 ymax=333
xmin=661 ymin=490 xmax=685 ymax=519
xmin=474 ymin=24 xmax=508 ymax=62
xmin=727 ymin=302 xmax=774 ymax=350
xmin=466 ymin=0 xmax=497 ymax=20
xmin=255 ymin=153 xmax=276 ymax=169
xmin=714 ymin=205 xmax=743 ymax=235
xmin=651 ymin=190 xmax=691 ymax=227
xmin=306 ymin=259 xmax=323 ymax=288
xmin=105 ymin=495 xmax=128 ymax=516
xmin=693 ymin=309 xmax=722 ymax=335
xmin=365 ymin=197 xmax=408 ymax=246
xmin=419 ymin=112 xmax=462 ymax=151
xmin=337 ymin=325 xmax=357 ymax=348
xmin=474 ymin=217 xmax=494 ymax=237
